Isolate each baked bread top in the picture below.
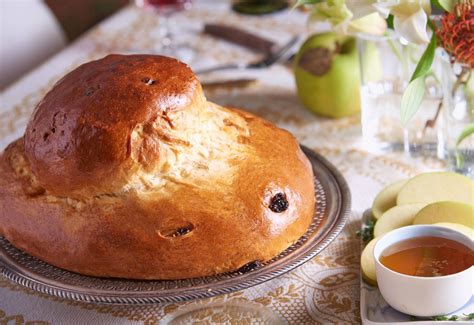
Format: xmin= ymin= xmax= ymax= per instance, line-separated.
xmin=0 ymin=55 xmax=316 ymax=279
xmin=25 ymin=55 xmax=205 ymax=197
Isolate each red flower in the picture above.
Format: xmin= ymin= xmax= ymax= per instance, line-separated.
xmin=436 ymin=1 xmax=474 ymax=67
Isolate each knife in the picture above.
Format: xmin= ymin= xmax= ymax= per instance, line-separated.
xmin=202 ymin=78 xmax=258 ymax=90
xmin=204 ymin=24 xmax=277 ymax=55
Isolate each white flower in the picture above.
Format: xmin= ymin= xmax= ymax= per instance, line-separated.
xmin=346 ymin=12 xmax=387 ymax=35
xmin=393 ymin=8 xmax=430 ymax=43
xmin=374 ymin=0 xmax=431 ymax=44
xmin=309 ymin=0 xmax=387 ymax=35
xmin=306 ymin=0 xmax=431 ymax=43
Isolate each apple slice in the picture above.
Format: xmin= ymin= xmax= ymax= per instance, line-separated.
xmin=374 ymin=204 xmax=426 ymax=237
xmin=361 ymin=237 xmax=379 ymax=286
xmin=372 ymin=179 xmax=408 ymax=219
xmin=434 ymin=222 xmax=474 ymax=239
xmin=397 ymin=172 xmax=474 ymax=205
xmin=413 ymin=201 xmax=474 ymax=229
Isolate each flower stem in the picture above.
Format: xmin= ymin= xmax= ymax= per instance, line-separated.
xmin=387 ymin=37 xmax=407 ymax=78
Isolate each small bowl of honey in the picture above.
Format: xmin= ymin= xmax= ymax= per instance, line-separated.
xmin=373 ymin=225 xmax=473 ymax=317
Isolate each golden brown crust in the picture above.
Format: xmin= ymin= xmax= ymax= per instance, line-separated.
xmin=24 ymin=55 xmax=203 ymax=197
xmin=0 ymin=55 xmax=315 ymax=279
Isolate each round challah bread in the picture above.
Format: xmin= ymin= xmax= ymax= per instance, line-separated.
xmin=0 ymin=55 xmax=315 ymax=279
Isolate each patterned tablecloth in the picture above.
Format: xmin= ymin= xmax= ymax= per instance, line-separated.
xmin=0 ymin=1 xmax=445 ymax=324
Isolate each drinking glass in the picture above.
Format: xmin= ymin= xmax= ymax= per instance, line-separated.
xmin=357 ymin=33 xmax=444 ymax=158
xmin=440 ymin=51 xmax=474 ymax=178
xmin=135 ymin=0 xmax=194 ymax=61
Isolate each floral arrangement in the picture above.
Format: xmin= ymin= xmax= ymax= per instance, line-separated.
xmin=296 ymin=0 xmax=473 ymax=146
xmin=436 ymin=1 xmax=473 ymax=66
xmin=436 ymin=1 xmax=473 ymax=149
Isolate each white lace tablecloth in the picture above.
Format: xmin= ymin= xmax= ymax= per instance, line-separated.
xmin=0 ymin=1 xmax=445 ymax=324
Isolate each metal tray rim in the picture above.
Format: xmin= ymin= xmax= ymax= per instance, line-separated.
xmin=0 ymin=146 xmax=351 ymax=305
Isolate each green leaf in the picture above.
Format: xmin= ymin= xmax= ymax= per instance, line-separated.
xmin=356 ymin=219 xmax=375 ymax=243
xmin=293 ymin=0 xmax=323 ymax=7
xmin=464 ymin=313 xmax=474 ymax=320
xmin=431 ymin=0 xmax=454 ymax=12
xmin=386 ymin=14 xmax=394 ymax=29
xmin=400 ymin=32 xmax=436 ymax=125
xmin=401 ymin=77 xmax=426 ymax=125
xmin=410 ymin=33 xmax=437 ymax=82
xmin=455 ymin=150 xmax=464 ymax=168
xmin=432 ymin=315 xmax=457 ymax=321
xmin=456 ymin=123 xmax=474 ymax=146
xmin=307 ymin=0 xmax=352 ymax=25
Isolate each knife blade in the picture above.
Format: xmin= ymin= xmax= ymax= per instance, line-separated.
xmin=202 ymin=78 xmax=258 ymax=90
xmin=204 ymin=24 xmax=277 ymax=55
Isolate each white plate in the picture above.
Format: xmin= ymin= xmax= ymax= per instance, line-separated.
xmin=360 ymin=211 xmax=474 ymax=324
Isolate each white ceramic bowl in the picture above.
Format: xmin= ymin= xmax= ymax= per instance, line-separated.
xmin=374 ymin=225 xmax=473 ymax=317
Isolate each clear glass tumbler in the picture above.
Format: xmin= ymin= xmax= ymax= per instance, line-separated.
xmin=357 ymin=33 xmax=444 ymax=158
xmin=440 ymin=51 xmax=474 ymax=178
xmin=135 ymin=0 xmax=195 ymax=62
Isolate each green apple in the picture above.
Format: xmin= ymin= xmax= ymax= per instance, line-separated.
xmin=397 ymin=172 xmax=474 ymax=206
xmin=413 ymin=201 xmax=474 ymax=229
xmin=361 ymin=237 xmax=379 ymax=286
xmin=294 ymin=32 xmax=360 ymax=118
xmin=374 ymin=204 xmax=426 ymax=237
xmin=372 ymin=179 xmax=409 ymax=219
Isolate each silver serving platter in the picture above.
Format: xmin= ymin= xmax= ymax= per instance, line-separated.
xmin=0 ymin=146 xmax=350 ymax=304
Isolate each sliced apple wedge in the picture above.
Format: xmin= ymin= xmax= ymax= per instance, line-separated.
xmin=434 ymin=222 xmax=474 ymax=239
xmin=372 ymin=179 xmax=408 ymax=219
xmin=413 ymin=201 xmax=474 ymax=229
xmin=361 ymin=237 xmax=379 ymax=286
xmin=397 ymin=172 xmax=474 ymax=205
xmin=374 ymin=204 xmax=426 ymax=237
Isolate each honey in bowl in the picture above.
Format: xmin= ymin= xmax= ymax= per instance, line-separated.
xmin=380 ymin=236 xmax=474 ymax=277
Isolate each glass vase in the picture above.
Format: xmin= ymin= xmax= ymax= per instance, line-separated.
xmin=440 ymin=51 xmax=474 ymax=178
xmin=357 ymin=33 xmax=444 ymax=158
